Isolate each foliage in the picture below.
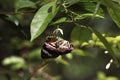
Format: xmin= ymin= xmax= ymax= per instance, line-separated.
xmin=0 ymin=0 xmax=120 ymax=80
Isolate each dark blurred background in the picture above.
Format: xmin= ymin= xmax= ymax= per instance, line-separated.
xmin=0 ymin=0 xmax=120 ymax=80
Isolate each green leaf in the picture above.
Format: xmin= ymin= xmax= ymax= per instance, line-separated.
xmin=65 ymin=53 xmax=73 ymax=59
xmin=55 ymin=56 xmax=69 ymax=65
xmin=74 ymin=13 xmax=104 ymax=20
xmin=106 ymin=77 xmax=119 ymax=80
xmin=52 ymin=0 xmax=58 ymax=14
xmin=2 ymin=56 xmax=25 ymax=65
xmin=92 ymin=33 xmax=98 ymax=41
xmin=65 ymin=0 xmax=92 ymax=7
xmin=65 ymin=0 xmax=80 ymax=6
xmin=97 ymin=71 xmax=106 ymax=80
xmin=6 ymin=15 xmax=19 ymax=26
xmin=28 ymin=48 xmax=41 ymax=60
xmin=30 ymin=2 xmax=59 ymax=41
xmin=71 ymin=26 xmax=91 ymax=44
xmin=103 ymin=0 xmax=120 ymax=28
xmin=16 ymin=0 xmax=36 ymax=11
xmin=72 ymin=49 xmax=95 ymax=57
xmin=84 ymin=2 xmax=104 ymax=17
xmin=71 ymin=49 xmax=86 ymax=56
xmin=2 ymin=56 xmax=26 ymax=70
xmin=112 ymin=0 xmax=120 ymax=4
xmin=50 ymin=17 xmax=69 ymax=25
xmin=97 ymin=71 xmax=119 ymax=80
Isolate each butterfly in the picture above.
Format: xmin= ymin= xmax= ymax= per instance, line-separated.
xmin=41 ymin=36 xmax=74 ymax=59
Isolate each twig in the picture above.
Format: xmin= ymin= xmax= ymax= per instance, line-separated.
xmin=27 ymin=61 xmax=49 ymax=80
xmin=92 ymin=1 xmax=101 ymax=19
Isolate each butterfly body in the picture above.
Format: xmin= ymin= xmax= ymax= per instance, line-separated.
xmin=41 ymin=37 xmax=74 ymax=59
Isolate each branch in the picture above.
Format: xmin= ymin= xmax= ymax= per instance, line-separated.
xmin=0 ymin=10 xmax=36 ymax=15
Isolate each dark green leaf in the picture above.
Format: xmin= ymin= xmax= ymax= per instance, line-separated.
xmin=71 ymin=26 xmax=91 ymax=44
xmin=6 ymin=15 xmax=19 ymax=26
xmin=84 ymin=2 xmax=104 ymax=17
xmin=103 ymin=0 xmax=120 ymax=28
xmin=16 ymin=0 xmax=36 ymax=11
xmin=65 ymin=0 xmax=92 ymax=7
xmin=112 ymin=0 xmax=120 ymax=4
xmin=65 ymin=0 xmax=80 ymax=6
xmin=30 ymin=2 xmax=59 ymax=41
